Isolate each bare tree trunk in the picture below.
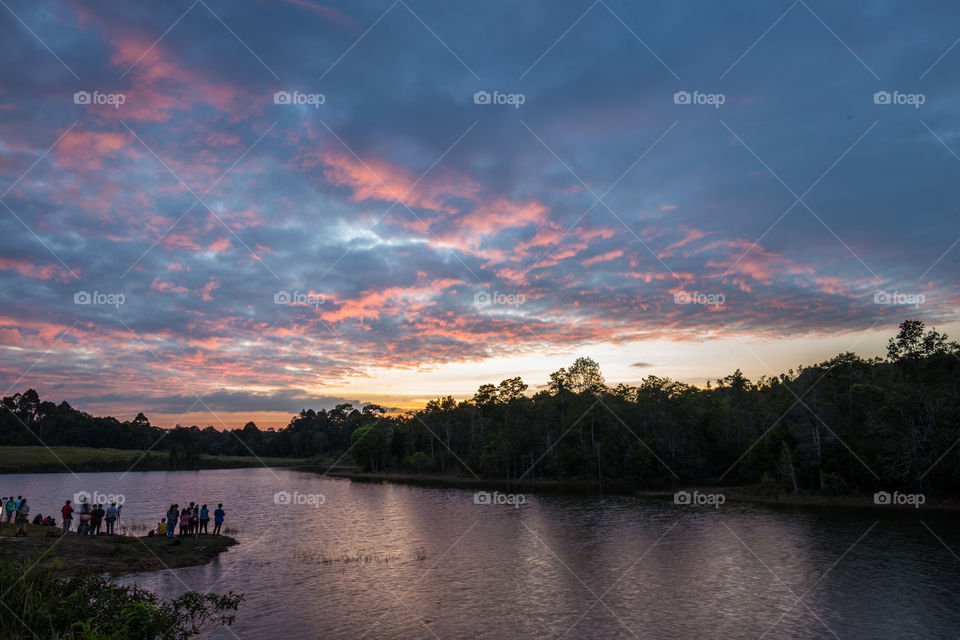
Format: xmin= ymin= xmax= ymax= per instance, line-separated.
xmin=778 ymin=442 xmax=799 ymax=495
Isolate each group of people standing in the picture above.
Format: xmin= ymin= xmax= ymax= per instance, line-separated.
xmin=60 ymin=499 xmax=120 ymax=535
xmin=158 ymin=502 xmax=225 ymax=537
xmin=1 ymin=495 xmax=227 ymax=539
xmin=3 ymin=496 xmax=32 ymax=537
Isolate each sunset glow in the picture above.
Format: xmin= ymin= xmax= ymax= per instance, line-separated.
xmin=1 ymin=0 xmax=958 ymax=427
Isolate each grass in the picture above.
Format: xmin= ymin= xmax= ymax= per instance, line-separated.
xmin=0 ymin=446 xmax=311 ymax=474
xmin=120 ymin=520 xmax=240 ymax=537
xmin=292 ymin=545 xmax=427 ymax=565
xmin=0 ymin=554 xmax=242 ymax=639
xmin=0 ymin=522 xmax=239 ymax=576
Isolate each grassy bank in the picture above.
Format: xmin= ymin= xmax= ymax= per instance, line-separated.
xmin=325 ymin=469 xmax=634 ymax=493
xmin=685 ymin=487 xmax=960 ymax=511
xmin=0 ymin=446 xmax=310 ymax=474
xmin=327 ymin=470 xmax=960 ymax=511
xmin=0 ymin=522 xmax=239 ymax=576
xmin=0 ymin=524 xmax=243 ymax=637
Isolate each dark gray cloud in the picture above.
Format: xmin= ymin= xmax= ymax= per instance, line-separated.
xmin=0 ymin=0 xmax=958 ymax=422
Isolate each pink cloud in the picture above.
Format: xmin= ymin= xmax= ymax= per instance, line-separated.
xmin=310 ymin=147 xmax=561 ymax=271
xmin=581 ymin=249 xmax=624 ymax=267
xmin=451 ymin=198 xmax=549 ymax=247
xmin=199 ymin=280 xmax=220 ymax=301
xmin=161 ymin=232 xmax=205 ymax=252
xmin=0 ymin=328 xmax=25 ymax=347
xmin=273 ymin=0 xmax=354 ymax=25
xmin=663 ymin=229 xmax=708 ymax=252
xmin=102 ymin=35 xmax=245 ymax=123
xmin=150 ymin=278 xmax=189 ymax=293
xmin=317 ymin=150 xmax=480 ymax=213
xmin=0 ymin=257 xmax=76 ymax=282
xmin=54 ymin=130 xmax=129 ymax=170
xmin=208 ymin=238 xmax=232 ymax=252
xmin=704 ymin=239 xmax=815 ymax=288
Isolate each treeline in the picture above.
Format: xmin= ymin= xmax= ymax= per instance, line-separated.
xmin=0 ymin=393 xmax=384 ymax=465
xmin=347 ymin=320 xmax=960 ymax=496
xmin=2 ymin=321 xmax=959 ymax=495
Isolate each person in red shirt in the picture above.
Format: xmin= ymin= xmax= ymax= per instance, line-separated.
xmin=60 ymin=500 xmax=73 ymax=535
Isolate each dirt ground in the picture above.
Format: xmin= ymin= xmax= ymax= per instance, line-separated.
xmin=0 ymin=523 xmax=238 ymax=576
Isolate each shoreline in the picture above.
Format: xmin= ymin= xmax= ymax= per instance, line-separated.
xmin=0 ymin=523 xmax=238 ymax=576
xmin=0 ymin=446 xmax=311 ymax=475
xmin=324 ymin=470 xmax=960 ymax=512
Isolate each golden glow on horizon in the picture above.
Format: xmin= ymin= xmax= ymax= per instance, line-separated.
xmin=109 ymin=322 xmax=960 ymax=430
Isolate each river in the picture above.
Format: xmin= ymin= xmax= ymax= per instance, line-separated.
xmin=5 ymin=468 xmax=958 ymax=639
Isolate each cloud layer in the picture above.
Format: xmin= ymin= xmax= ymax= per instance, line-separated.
xmin=1 ymin=0 xmax=958 ymax=424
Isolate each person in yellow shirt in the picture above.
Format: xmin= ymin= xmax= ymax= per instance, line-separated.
xmin=157 ymin=518 xmax=167 ymax=536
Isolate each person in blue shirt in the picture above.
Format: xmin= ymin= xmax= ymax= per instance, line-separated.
xmin=198 ymin=504 xmax=209 ymax=535
xmin=104 ymin=503 xmax=119 ymax=534
xmin=166 ymin=504 xmax=178 ymax=538
xmin=212 ymin=503 xmax=225 ymax=536
xmin=4 ymin=496 xmax=16 ymax=523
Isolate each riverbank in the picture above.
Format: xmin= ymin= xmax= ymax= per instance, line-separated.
xmin=327 ymin=470 xmax=960 ymax=511
xmin=325 ymin=469 xmax=635 ymax=492
xmin=638 ymin=487 xmax=960 ymax=511
xmin=0 ymin=446 xmax=310 ymax=474
xmin=0 ymin=522 xmax=238 ymax=576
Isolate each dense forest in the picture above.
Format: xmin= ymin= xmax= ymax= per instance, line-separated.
xmin=1 ymin=320 xmax=958 ymax=495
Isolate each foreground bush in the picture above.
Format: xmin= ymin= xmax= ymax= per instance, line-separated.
xmin=0 ymin=557 xmax=242 ymax=639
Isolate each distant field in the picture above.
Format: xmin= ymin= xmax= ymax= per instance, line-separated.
xmin=0 ymin=446 xmax=311 ymax=474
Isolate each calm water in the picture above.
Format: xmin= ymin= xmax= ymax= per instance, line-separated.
xmin=6 ymin=468 xmax=959 ymax=639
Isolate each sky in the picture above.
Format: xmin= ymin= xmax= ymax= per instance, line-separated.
xmin=0 ymin=0 xmax=958 ymax=428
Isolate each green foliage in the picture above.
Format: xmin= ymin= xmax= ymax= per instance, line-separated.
xmin=758 ymin=473 xmax=778 ymax=496
xmin=886 ymin=319 xmax=954 ymax=363
xmin=406 ymin=451 xmax=431 ymax=473
xmin=350 ymin=423 xmax=389 ymax=471
xmin=3 ymin=321 xmax=958 ymax=497
xmin=364 ymin=324 xmax=960 ymax=496
xmin=563 ymin=357 xmax=606 ymax=394
xmin=0 ymin=557 xmax=242 ymax=639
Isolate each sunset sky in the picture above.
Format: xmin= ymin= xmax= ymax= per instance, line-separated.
xmin=1 ymin=0 xmax=958 ymax=428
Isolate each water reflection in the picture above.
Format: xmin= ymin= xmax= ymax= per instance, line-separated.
xmin=8 ymin=469 xmax=959 ymax=639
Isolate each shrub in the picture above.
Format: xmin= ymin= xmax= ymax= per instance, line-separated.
xmin=0 ymin=557 xmax=242 ymax=639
